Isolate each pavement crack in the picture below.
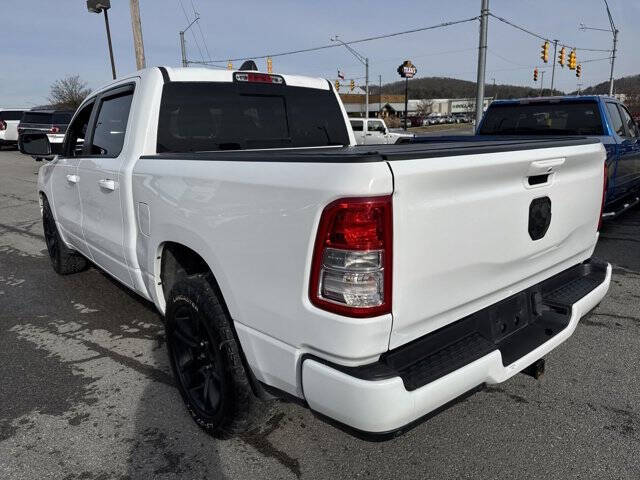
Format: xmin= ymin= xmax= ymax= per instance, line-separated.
xmin=0 ymin=222 xmax=45 ymax=239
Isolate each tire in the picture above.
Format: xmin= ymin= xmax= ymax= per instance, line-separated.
xmin=166 ymin=274 xmax=267 ymax=437
xmin=42 ymin=198 xmax=88 ymax=275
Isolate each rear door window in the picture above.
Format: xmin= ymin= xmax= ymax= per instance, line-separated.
xmin=606 ymin=102 xmax=625 ymax=137
xmin=157 ymin=81 xmax=349 ymax=153
xmin=618 ymin=105 xmax=638 ymax=139
xmin=350 ymin=120 xmax=363 ymax=132
xmin=90 ymin=90 xmax=134 ymax=157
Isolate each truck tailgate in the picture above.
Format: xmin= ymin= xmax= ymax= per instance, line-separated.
xmin=387 ymin=140 xmax=605 ymax=349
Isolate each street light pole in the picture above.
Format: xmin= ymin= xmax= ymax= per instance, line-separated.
xmin=103 ymin=9 xmax=116 ymax=79
xmin=331 ymin=36 xmax=369 ymax=118
xmin=179 ymin=15 xmax=200 ymax=67
xmin=86 ymin=1 xmax=116 ymax=80
xmin=474 ymin=0 xmax=489 ymax=129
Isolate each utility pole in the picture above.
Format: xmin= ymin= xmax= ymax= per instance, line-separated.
xmin=577 ymin=82 xmax=583 ymax=95
xmin=550 ymin=39 xmax=558 ymax=94
xmin=129 ymin=0 xmax=146 ymax=70
xmin=539 ymin=70 xmax=545 ymax=96
xmin=179 ymin=15 xmax=200 ymax=67
xmin=379 ymin=74 xmax=382 ymax=117
xmin=331 ymin=36 xmax=369 ymax=119
xmin=474 ymin=0 xmax=489 ymax=129
xmin=579 ymin=1 xmax=618 ymax=96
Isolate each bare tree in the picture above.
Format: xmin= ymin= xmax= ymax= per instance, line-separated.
xmin=48 ymin=75 xmax=91 ymax=109
xmin=416 ymin=99 xmax=432 ymax=116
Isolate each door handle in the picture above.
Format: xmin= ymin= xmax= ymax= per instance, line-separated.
xmin=66 ymin=174 xmax=79 ymax=184
xmin=527 ymin=158 xmax=565 ymax=176
xmin=98 ymin=179 xmax=116 ymax=191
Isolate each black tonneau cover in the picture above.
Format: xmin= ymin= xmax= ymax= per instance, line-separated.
xmin=140 ymin=136 xmax=600 ymax=163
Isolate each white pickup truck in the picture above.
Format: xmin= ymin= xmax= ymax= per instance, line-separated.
xmin=20 ymin=66 xmax=611 ymax=438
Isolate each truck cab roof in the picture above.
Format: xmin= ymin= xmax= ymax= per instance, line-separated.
xmin=490 ymin=95 xmax=618 ymax=105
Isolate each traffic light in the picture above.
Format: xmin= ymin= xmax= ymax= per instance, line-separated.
xmin=540 ymin=41 xmax=550 ymax=63
xmin=568 ymin=49 xmax=577 ymax=70
xmin=533 ymin=68 xmax=539 ymax=82
xmin=266 ymin=57 xmax=273 ymax=74
xmin=335 ymin=79 xmax=340 ymax=91
xmin=576 ymin=64 xmax=582 ymax=78
xmin=558 ymin=47 xmax=566 ymax=67
xmin=349 ymin=79 xmax=355 ymax=91
xmin=227 ymin=61 xmax=233 ymax=70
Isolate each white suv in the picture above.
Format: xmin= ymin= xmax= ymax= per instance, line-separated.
xmin=349 ymin=118 xmax=414 ymax=145
xmin=0 ymin=108 xmax=27 ymax=148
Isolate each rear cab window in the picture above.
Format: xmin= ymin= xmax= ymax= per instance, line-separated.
xmin=0 ymin=111 xmax=24 ymax=121
xmin=479 ymin=101 xmax=605 ymax=136
xmin=21 ymin=112 xmax=53 ymax=124
xmin=157 ymin=80 xmax=349 ymax=153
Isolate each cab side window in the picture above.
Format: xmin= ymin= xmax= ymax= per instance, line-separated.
xmin=618 ymin=105 xmax=639 ymax=139
xmin=606 ymin=102 xmax=625 ymax=137
xmin=90 ymin=90 xmax=134 ymax=157
xmin=368 ymin=121 xmax=386 ymax=133
xmin=63 ymin=100 xmax=95 ymax=157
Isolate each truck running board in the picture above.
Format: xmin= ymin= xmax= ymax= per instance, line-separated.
xmin=314 ymin=259 xmax=608 ymax=392
xmin=602 ymin=195 xmax=640 ymax=220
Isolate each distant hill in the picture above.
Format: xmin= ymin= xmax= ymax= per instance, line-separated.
xmin=573 ymin=74 xmax=640 ymax=95
xmin=371 ymin=76 xmax=563 ymax=99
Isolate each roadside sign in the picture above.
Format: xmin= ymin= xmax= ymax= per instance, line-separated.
xmin=397 ymin=60 xmax=417 ymax=79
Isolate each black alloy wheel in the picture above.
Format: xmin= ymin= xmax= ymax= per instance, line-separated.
xmin=170 ymin=304 xmax=225 ymax=420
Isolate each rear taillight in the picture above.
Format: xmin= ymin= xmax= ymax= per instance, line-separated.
xmin=309 ymin=196 xmax=392 ymax=318
xmin=598 ymin=162 xmax=608 ymax=231
xmin=50 ymin=126 xmax=60 ymax=134
xmin=0 ymin=120 xmax=6 ymax=131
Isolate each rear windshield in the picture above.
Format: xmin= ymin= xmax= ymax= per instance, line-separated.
xmin=53 ymin=112 xmax=73 ymax=124
xmin=20 ymin=111 xmax=72 ymax=124
xmin=157 ymin=81 xmax=349 ymax=153
xmin=479 ymin=101 xmax=604 ymax=136
xmin=0 ymin=110 xmax=24 ymax=121
xmin=21 ymin=112 xmax=53 ymax=124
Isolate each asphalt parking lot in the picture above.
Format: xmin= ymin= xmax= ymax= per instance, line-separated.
xmin=0 ymin=148 xmax=638 ymax=480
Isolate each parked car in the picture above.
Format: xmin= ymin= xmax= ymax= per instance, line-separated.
xmin=478 ymin=96 xmax=640 ymax=216
xmin=0 ymin=108 xmax=27 ymax=149
xmin=350 ymin=118 xmax=414 ymax=144
xmin=18 ymin=107 xmax=74 ymax=159
xmin=20 ymin=66 xmax=610 ymax=438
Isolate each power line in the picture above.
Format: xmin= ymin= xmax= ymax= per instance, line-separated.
xmin=489 ymin=12 xmax=612 ymax=52
xmin=178 ymin=0 xmax=205 ymax=62
xmin=196 ymin=16 xmax=480 ymax=64
xmin=191 ymin=0 xmax=211 ymax=61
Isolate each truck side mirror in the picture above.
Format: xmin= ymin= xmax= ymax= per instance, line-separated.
xmin=19 ymin=133 xmax=52 ymax=158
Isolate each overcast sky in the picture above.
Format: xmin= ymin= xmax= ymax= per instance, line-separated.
xmin=1 ymin=0 xmax=638 ymax=106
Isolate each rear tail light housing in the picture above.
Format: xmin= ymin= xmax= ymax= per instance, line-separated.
xmin=234 ymin=72 xmax=284 ymax=85
xmin=50 ymin=126 xmax=60 ymax=134
xmin=0 ymin=120 xmax=6 ymax=131
xmin=598 ymin=162 xmax=608 ymax=231
xmin=309 ymin=196 xmax=392 ymax=318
